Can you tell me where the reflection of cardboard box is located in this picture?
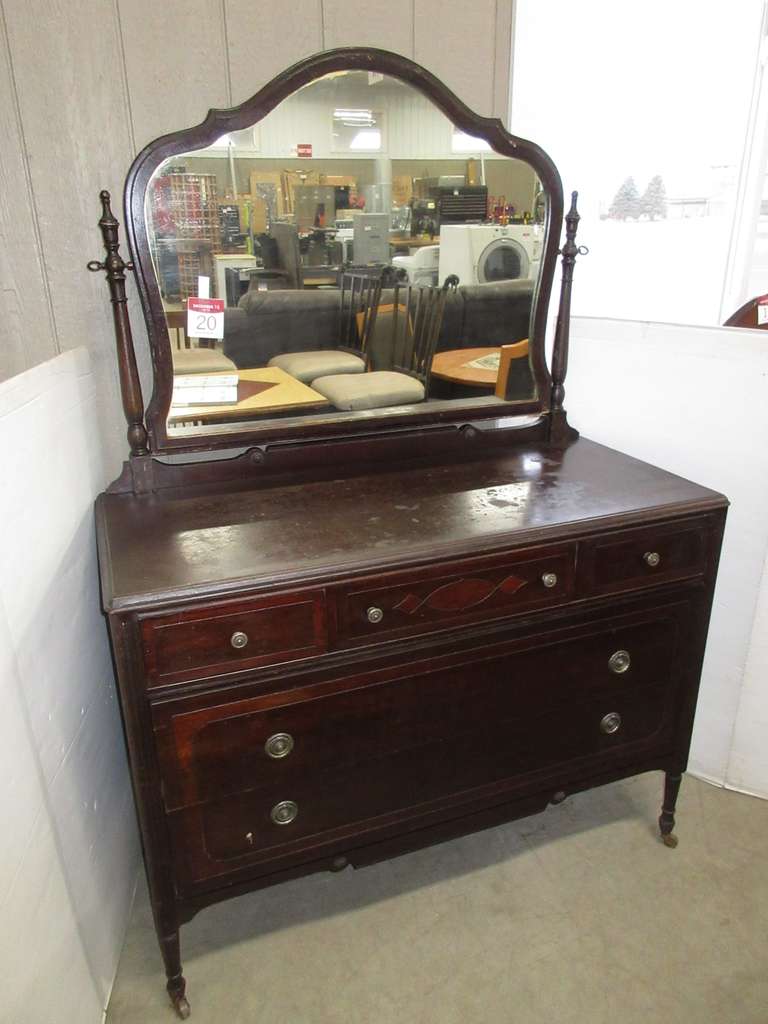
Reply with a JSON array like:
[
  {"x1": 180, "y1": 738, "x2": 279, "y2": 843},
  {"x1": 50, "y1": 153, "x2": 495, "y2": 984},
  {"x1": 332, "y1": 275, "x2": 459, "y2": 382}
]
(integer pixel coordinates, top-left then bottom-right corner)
[
  {"x1": 249, "y1": 171, "x2": 284, "y2": 217},
  {"x1": 392, "y1": 174, "x2": 413, "y2": 205},
  {"x1": 250, "y1": 197, "x2": 268, "y2": 234},
  {"x1": 320, "y1": 175, "x2": 357, "y2": 187}
]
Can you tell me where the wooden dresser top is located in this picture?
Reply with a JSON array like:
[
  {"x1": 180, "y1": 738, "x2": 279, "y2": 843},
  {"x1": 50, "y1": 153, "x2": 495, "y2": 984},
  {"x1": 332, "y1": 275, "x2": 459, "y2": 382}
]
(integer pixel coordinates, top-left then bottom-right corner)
[{"x1": 96, "y1": 438, "x2": 727, "y2": 611}]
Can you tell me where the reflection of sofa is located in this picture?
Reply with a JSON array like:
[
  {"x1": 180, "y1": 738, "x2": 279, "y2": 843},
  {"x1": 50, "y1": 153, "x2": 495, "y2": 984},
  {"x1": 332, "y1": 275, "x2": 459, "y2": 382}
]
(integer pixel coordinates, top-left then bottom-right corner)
[{"x1": 223, "y1": 280, "x2": 533, "y2": 372}]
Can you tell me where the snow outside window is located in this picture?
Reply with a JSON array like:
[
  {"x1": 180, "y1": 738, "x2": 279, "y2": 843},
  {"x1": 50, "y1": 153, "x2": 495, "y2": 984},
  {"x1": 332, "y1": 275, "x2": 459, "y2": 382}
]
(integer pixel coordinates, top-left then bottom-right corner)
[{"x1": 512, "y1": 0, "x2": 765, "y2": 326}]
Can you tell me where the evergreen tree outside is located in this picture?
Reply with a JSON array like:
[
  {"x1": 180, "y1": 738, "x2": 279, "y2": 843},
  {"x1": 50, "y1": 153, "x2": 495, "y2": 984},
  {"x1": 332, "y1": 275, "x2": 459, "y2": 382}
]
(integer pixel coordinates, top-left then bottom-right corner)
[
  {"x1": 608, "y1": 176, "x2": 641, "y2": 220},
  {"x1": 640, "y1": 175, "x2": 667, "y2": 220}
]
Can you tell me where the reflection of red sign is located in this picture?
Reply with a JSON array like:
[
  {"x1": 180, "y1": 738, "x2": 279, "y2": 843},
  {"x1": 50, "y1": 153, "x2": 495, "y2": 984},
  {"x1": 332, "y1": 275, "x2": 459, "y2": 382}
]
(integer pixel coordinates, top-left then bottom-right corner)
[{"x1": 297, "y1": 143, "x2": 312, "y2": 158}]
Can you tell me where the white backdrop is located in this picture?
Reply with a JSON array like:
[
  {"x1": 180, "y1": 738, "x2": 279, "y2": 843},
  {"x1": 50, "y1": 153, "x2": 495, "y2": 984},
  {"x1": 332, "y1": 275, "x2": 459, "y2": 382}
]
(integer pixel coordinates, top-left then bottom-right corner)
[{"x1": 567, "y1": 316, "x2": 768, "y2": 796}]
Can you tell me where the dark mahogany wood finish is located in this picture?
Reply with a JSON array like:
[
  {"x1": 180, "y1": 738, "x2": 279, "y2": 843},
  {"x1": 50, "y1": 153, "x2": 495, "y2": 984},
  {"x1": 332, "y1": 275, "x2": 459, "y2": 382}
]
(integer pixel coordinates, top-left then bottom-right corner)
[
  {"x1": 90, "y1": 48, "x2": 729, "y2": 1021},
  {"x1": 96, "y1": 436, "x2": 727, "y2": 1017}
]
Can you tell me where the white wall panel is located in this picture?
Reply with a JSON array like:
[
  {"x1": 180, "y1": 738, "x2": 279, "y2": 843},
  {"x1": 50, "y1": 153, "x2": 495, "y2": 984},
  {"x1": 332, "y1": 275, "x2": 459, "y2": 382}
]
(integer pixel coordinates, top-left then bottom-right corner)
[
  {"x1": 0, "y1": 349, "x2": 140, "y2": 1022},
  {"x1": 226, "y1": 0, "x2": 324, "y2": 104},
  {"x1": 322, "y1": 0, "x2": 414, "y2": 53},
  {"x1": 415, "y1": 0, "x2": 501, "y2": 115},
  {"x1": 2, "y1": 0, "x2": 142, "y2": 480},
  {"x1": 0, "y1": 16, "x2": 57, "y2": 381},
  {"x1": 118, "y1": 0, "x2": 231, "y2": 148},
  {"x1": 566, "y1": 317, "x2": 768, "y2": 791}
]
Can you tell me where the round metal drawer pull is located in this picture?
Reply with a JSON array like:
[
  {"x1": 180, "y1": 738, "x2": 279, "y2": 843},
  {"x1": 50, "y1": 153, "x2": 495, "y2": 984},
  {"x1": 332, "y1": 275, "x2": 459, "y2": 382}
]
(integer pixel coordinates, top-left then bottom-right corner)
[
  {"x1": 541, "y1": 572, "x2": 558, "y2": 589},
  {"x1": 265, "y1": 733, "x2": 294, "y2": 759},
  {"x1": 366, "y1": 606, "x2": 384, "y2": 624},
  {"x1": 270, "y1": 800, "x2": 298, "y2": 826},
  {"x1": 608, "y1": 649, "x2": 631, "y2": 674},
  {"x1": 600, "y1": 712, "x2": 622, "y2": 735},
  {"x1": 643, "y1": 551, "x2": 661, "y2": 568},
  {"x1": 230, "y1": 630, "x2": 249, "y2": 649}
]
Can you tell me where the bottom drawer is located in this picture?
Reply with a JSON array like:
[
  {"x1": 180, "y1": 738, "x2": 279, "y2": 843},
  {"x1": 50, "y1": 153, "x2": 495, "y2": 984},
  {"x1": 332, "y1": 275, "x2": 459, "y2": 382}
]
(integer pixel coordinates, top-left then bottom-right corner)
[{"x1": 169, "y1": 683, "x2": 674, "y2": 888}]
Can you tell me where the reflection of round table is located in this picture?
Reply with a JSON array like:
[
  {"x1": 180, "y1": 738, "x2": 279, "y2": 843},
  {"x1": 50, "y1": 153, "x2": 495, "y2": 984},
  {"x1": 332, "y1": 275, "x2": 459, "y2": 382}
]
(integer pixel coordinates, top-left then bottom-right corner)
[
  {"x1": 430, "y1": 342, "x2": 532, "y2": 393},
  {"x1": 431, "y1": 347, "x2": 500, "y2": 387}
]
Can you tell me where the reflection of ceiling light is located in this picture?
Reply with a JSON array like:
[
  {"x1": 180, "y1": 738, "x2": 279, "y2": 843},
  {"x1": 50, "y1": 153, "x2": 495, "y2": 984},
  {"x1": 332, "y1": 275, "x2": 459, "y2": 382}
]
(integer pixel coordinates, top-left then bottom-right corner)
[
  {"x1": 349, "y1": 129, "x2": 382, "y2": 150},
  {"x1": 215, "y1": 133, "x2": 232, "y2": 146},
  {"x1": 334, "y1": 109, "x2": 375, "y2": 123}
]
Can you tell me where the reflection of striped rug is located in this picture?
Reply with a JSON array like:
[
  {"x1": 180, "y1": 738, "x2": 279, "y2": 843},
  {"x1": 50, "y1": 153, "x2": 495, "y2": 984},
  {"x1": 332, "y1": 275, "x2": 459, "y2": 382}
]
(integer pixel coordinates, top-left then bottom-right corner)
[{"x1": 237, "y1": 379, "x2": 280, "y2": 401}]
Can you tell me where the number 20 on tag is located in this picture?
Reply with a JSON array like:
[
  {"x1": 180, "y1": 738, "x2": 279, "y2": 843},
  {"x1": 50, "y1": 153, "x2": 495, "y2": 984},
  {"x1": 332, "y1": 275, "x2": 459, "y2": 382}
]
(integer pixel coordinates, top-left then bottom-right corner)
[{"x1": 187, "y1": 297, "x2": 225, "y2": 339}]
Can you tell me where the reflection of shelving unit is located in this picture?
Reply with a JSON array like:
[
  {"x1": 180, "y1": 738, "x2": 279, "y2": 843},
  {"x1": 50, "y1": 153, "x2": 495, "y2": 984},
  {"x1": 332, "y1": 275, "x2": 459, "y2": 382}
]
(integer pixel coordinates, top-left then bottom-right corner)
[
  {"x1": 151, "y1": 173, "x2": 221, "y2": 301},
  {"x1": 176, "y1": 241, "x2": 214, "y2": 303}
]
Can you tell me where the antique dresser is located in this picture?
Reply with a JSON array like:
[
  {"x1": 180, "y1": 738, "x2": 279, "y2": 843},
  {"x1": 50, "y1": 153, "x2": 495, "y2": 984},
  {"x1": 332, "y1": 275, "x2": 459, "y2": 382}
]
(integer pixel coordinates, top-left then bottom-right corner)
[{"x1": 92, "y1": 49, "x2": 727, "y2": 1018}]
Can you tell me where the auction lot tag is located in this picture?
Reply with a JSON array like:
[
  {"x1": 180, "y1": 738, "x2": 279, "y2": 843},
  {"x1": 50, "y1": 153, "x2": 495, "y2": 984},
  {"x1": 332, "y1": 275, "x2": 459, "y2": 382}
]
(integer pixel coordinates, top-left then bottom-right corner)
[{"x1": 187, "y1": 297, "x2": 225, "y2": 339}]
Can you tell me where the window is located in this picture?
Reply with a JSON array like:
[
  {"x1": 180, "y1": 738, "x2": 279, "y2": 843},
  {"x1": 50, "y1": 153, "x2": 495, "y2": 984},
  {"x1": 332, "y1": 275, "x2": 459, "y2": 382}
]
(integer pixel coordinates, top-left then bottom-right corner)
[
  {"x1": 331, "y1": 108, "x2": 384, "y2": 152},
  {"x1": 512, "y1": 0, "x2": 765, "y2": 326},
  {"x1": 451, "y1": 129, "x2": 492, "y2": 154}
]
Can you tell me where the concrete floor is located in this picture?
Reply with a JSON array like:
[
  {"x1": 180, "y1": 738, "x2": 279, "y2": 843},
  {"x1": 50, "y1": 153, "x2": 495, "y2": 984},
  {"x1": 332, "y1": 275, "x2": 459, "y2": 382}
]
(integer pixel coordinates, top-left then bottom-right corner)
[{"x1": 107, "y1": 774, "x2": 768, "y2": 1024}]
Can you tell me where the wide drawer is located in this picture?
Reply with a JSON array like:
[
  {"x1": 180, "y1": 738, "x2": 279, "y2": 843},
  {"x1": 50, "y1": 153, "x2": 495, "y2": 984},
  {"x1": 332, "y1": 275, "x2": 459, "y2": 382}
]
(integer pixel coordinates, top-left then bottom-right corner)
[
  {"x1": 154, "y1": 605, "x2": 685, "y2": 811},
  {"x1": 334, "y1": 543, "x2": 576, "y2": 645},
  {"x1": 141, "y1": 590, "x2": 326, "y2": 687},
  {"x1": 580, "y1": 519, "x2": 709, "y2": 597},
  {"x1": 168, "y1": 682, "x2": 673, "y2": 887}
]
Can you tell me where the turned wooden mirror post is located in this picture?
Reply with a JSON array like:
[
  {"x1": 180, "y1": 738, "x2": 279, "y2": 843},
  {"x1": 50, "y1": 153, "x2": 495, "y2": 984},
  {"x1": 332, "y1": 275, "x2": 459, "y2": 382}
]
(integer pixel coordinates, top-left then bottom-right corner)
[{"x1": 88, "y1": 190, "x2": 148, "y2": 457}]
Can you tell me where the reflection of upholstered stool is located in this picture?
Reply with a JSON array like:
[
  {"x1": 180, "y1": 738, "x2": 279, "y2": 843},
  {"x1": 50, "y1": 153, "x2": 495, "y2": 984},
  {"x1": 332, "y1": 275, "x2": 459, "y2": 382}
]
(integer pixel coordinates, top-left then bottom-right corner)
[
  {"x1": 312, "y1": 370, "x2": 424, "y2": 411},
  {"x1": 268, "y1": 350, "x2": 365, "y2": 384},
  {"x1": 171, "y1": 348, "x2": 237, "y2": 374}
]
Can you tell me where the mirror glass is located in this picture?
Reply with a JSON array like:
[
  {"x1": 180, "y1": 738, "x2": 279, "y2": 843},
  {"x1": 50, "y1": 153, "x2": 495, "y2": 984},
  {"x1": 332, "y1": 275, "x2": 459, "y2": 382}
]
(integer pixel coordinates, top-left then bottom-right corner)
[{"x1": 143, "y1": 71, "x2": 546, "y2": 439}]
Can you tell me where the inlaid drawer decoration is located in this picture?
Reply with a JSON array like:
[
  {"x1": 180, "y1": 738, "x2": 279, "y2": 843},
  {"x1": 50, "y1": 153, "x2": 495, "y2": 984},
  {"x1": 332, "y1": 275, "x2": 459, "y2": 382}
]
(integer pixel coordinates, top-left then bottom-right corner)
[
  {"x1": 141, "y1": 590, "x2": 327, "y2": 687},
  {"x1": 335, "y1": 544, "x2": 576, "y2": 643}
]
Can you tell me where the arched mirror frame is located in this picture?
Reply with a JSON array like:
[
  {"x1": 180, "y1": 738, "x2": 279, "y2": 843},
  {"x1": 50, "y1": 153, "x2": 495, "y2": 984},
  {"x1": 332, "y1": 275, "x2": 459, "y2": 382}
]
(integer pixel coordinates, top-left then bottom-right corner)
[{"x1": 124, "y1": 47, "x2": 565, "y2": 455}]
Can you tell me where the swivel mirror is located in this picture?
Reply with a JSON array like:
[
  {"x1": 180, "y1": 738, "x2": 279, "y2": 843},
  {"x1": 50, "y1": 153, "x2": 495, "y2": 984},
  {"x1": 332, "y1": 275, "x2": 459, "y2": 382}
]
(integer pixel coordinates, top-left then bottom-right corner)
[{"x1": 119, "y1": 49, "x2": 563, "y2": 455}]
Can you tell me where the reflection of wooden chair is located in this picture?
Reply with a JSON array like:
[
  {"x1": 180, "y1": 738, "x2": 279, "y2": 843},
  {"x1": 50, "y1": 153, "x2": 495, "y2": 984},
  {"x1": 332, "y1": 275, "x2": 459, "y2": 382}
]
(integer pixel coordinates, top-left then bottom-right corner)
[
  {"x1": 270, "y1": 222, "x2": 303, "y2": 289},
  {"x1": 267, "y1": 272, "x2": 383, "y2": 384},
  {"x1": 724, "y1": 294, "x2": 768, "y2": 329},
  {"x1": 312, "y1": 277, "x2": 458, "y2": 411},
  {"x1": 165, "y1": 311, "x2": 236, "y2": 374},
  {"x1": 494, "y1": 338, "x2": 532, "y2": 399}
]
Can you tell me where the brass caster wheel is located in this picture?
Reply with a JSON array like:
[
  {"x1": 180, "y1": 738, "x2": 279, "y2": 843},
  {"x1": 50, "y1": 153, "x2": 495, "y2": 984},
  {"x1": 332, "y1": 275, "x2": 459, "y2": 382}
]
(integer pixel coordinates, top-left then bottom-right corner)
[
  {"x1": 172, "y1": 995, "x2": 191, "y2": 1019},
  {"x1": 661, "y1": 832, "x2": 678, "y2": 849}
]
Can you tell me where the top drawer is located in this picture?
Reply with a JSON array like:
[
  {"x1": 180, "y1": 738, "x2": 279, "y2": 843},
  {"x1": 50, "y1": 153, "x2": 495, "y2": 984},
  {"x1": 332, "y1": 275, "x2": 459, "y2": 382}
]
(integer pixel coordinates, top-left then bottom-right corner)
[
  {"x1": 335, "y1": 543, "x2": 576, "y2": 645},
  {"x1": 141, "y1": 590, "x2": 326, "y2": 687},
  {"x1": 579, "y1": 519, "x2": 709, "y2": 597}
]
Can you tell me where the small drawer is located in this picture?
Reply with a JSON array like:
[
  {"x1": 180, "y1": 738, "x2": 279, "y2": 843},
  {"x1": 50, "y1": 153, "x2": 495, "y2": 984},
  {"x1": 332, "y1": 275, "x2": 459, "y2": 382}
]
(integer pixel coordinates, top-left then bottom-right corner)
[
  {"x1": 579, "y1": 519, "x2": 708, "y2": 597},
  {"x1": 141, "y1": 591, "x2": 327, "y2": 687},
  {"x1": 168, "y1": 682, "x2": 673, "y2": 887},
  {"x1": 335, "y1": 544, "x2": 576, "y2": 644},
  {"x1": 154, "y1": 605, "x2": 684, "y2": 811}
]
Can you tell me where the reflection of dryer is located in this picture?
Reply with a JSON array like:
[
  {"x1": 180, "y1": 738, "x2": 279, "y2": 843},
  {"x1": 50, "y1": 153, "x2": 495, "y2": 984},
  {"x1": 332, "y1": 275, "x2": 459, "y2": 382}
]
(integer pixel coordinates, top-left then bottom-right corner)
[{"x1": 438, "y1": 224, "x2": 542, "y2": 286}]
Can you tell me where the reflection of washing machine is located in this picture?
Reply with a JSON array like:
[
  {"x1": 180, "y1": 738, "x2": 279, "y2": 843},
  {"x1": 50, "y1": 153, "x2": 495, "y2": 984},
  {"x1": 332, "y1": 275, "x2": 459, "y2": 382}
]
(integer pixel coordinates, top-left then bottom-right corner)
[{"x1": 438, "y1": 224, "x2": 542, "y2": 286}]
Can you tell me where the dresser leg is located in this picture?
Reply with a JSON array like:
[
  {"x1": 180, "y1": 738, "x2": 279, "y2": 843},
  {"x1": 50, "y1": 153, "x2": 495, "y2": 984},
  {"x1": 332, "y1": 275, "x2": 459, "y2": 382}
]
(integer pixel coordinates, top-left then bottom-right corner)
[
  {"x1": 161, "y1": 931, "x2": 190, "y2": 1019},
  {"x1": 658, "y1": 771, "x2": 682, "y2": 848}
]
